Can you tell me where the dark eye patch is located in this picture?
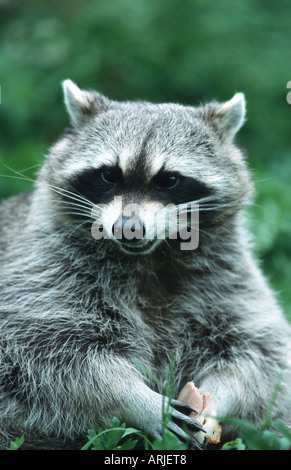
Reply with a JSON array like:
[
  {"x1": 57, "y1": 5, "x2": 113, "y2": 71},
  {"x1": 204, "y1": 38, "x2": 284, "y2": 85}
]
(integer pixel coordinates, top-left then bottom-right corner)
[
  {"x1": 151, "y1": 172, "x2": 213, "y2": 206},
  {"x1": 64, "y1": 165, "x2": 122, "y2": 207},
  {"x1": 153, "y1": 173, "x2": 180, "y2": 189},
  {"x1": 62, "y1": 165, "x2": 216, "y2": 225},
  {"x1": 101, "y1": 168, "x2": 121, "y2": 184}
]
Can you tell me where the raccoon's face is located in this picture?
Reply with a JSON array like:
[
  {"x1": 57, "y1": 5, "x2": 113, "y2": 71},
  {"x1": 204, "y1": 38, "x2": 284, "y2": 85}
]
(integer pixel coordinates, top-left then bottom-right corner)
[{"x1": 40, "y1": 80, "x2": 252, "y2": 255}]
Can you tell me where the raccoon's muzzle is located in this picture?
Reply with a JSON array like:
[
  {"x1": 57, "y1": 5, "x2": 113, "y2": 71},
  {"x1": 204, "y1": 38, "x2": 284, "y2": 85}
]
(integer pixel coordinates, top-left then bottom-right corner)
[
  {"x1": 111, "y1": 215, "x2": 158, "y2": 254},
  {"x1": 112, "y1": 215, "x2": 146, "y2": 244}
]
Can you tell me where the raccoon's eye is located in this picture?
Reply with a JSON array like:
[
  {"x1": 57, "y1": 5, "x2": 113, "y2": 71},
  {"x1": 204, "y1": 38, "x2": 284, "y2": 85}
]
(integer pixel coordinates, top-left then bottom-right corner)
[
  {"x1": 154, "y1": 174, "x2": 180, "y2": 189},
  {"x1": 101, "y1": 169, "x2": 119, "y2": 184}
]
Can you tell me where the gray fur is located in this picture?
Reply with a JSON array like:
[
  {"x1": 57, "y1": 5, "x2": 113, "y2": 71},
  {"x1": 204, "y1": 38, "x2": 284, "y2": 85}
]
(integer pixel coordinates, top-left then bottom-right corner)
[{"x1": 0, "y1": 80, "x2": 290, "y2": 449}]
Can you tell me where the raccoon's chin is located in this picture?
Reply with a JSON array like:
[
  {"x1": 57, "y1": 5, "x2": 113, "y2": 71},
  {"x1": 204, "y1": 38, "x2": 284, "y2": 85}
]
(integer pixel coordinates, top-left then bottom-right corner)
[{"x1": 116, "y1": 239, "x2": 159, "y2": 255}]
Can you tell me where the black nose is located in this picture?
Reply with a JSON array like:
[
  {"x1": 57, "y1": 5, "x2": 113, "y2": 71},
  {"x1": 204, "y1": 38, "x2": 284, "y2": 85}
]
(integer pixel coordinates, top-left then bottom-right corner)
[{"x1": 112, "y1": 216, "x2": 146, "y2": 244}]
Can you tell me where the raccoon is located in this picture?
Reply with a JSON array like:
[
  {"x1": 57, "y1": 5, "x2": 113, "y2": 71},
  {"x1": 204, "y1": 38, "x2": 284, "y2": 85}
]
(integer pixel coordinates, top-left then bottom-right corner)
[{"x1": 0, "y1": 80, "x2": 290, "y2": 449}]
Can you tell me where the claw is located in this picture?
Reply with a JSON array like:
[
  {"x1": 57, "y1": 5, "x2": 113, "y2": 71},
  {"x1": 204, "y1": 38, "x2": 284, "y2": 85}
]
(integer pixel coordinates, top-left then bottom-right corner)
[
  {"x1": 167, "y1": 420, "x2": 203, "y2": 450},
  {"x1": 163, "y1": 401, "x2": 206, "y2": 450},
  {"x1": 171, "y1": 399, "x2": 197, "y2": 415},
  {"x1": 188, "y1": 436, "x2": 203, "y2": 450},
  {"x1": 171, "y1": 405, "x2": 206, "y2": 434},
  {"x1": 172, "y1": 416, "x2": 205, "y2": 434}
]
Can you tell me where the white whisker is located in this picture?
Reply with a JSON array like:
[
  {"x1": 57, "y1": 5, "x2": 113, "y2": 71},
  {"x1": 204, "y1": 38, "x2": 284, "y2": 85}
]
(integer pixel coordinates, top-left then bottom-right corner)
[
  {"x1": 63, "y1": 219, "x2": 93, "y2": 240},
  {"x1": 56, "y1": 211, "x2": 95, "y2": 219},
  {"x1": 54, "y1": 200, "x2": 95, "y2": 213},
  {"x1": 1, "y1": 164, "x2": 102, "y2": 211},
  {"x1": 37, "y1": 182, "x2": 95, "y2": 208}
]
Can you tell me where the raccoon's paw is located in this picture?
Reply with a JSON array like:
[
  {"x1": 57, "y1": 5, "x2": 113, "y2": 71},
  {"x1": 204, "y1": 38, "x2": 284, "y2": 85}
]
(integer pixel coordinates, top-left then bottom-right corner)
[
  {"x1": 122, "y1": 382, "x2": 205, "y2": 449},
  {"x1": 166, "y1": 399, "x2": 206, "y2": 450}
]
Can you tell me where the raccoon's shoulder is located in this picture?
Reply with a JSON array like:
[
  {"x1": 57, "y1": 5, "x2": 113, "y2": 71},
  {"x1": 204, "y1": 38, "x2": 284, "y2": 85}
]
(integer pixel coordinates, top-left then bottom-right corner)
[
  {"x1": 0, "y1": 190, "x2": 33, "y2": 216},
  {"x1": 0, "y1": 191, "x2": 33, "y2": 244}
]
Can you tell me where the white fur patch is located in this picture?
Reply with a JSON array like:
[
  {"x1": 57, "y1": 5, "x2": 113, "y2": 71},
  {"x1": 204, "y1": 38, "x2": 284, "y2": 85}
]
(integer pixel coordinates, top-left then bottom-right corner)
[{"x1": 118, "y1": 148, "x2": 133, "y2": 174}]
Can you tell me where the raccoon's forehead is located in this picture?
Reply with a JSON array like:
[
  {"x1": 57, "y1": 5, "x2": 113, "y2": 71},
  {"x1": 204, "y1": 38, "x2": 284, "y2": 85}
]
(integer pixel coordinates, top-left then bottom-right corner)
[
  {"x1": 61, "y1": 146, "x2": 184, "y2": 182},
  {"x1": 60, "y1": 107, "x2": 214, "y2": 180},
  {"x1": 61, "y1": 137, "x2": 202, "y2": 182}
]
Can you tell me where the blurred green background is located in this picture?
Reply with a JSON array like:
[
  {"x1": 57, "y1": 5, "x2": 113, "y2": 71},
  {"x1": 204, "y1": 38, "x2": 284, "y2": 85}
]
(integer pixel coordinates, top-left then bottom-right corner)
[{"x1": 0, "y1": 0, "x2": 290, "y2": 320}]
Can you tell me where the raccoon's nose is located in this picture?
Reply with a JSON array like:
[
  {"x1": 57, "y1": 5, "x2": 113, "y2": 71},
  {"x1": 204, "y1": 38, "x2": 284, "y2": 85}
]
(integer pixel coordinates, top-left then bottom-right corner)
[{"x1": 112, "y1": 216, "x2": 146, "y2": 244}]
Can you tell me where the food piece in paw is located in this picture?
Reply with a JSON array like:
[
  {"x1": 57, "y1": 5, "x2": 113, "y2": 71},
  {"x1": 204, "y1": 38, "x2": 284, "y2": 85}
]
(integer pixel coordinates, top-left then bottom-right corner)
[{"x1": 177, "y1": 381, "x2": 222, "y2": 445}]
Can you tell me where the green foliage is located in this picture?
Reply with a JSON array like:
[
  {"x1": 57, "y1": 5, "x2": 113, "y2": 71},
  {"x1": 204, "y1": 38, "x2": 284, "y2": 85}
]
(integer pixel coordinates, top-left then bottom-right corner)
[
  {"x1": 4, "y1": 435, "x2": 24, "y2": 450},
  {"x1": 6, "y1": 416, "x2": 291, "y2": 451},
  {"x1": 221, "y1": 418, "x2": 291, "y2": 451},
  {"x1": 82, "y1": 416, "x2": 191, "y2": 451},
  {"x1": 150, "y1": 432, "x2": 188, "y2": 451},
  {"x1": 6, "y1": 418, "x2": 291, "y2": 451},
  {"x1": 81, "y1": 415, "x2": 291, "y2": 451},
  {"x1": 9, "y1": 436, "x2": 24, "y2": 450},
  {"x1": 221, "y1": 437, "x2": 246, "y2": 451},
  {"x1": 81, "y1": 417, "x2": 188, "y2": 451},
  {"x1": 221, "y1": 368, "x2": 291, "y2": 450},
  {"x1": 81, "y1": 418, "x2": 141, "y2": 451}
]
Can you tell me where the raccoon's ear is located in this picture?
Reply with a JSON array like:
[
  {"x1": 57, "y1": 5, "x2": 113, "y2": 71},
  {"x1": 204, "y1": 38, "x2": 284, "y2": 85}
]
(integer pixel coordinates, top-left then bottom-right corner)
[
  {"x1": 202, "y1": 93, "x2": 246, "y2": 140},
  {"x1": 62, "y1": 79, "x2": 110, "y2": 127}
]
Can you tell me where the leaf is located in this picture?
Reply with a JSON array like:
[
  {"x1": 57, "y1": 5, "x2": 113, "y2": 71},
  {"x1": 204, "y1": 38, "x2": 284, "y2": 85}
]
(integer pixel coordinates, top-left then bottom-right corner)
[
  {"x1": 91, "y1": 438, "x2": 107, "y2": 450},
  {"x1": 87, "y1": 428, "x2": 98, "y2": 439},
  {"x1": 82, "y1": 417, "x2": 147, "y2": 450},
  {"x1": 220, "y1": 418, "x2": 291, "y2": 451},
  {"x1": 152, "y1": 432, "x2": 187, "y2": 450},
  {"x1": 117, "y1": 439, "x2": 138, "y2": 450},
  {"x1": 240, "y1": 429, "x2": 282, "y2": 450},
  {"x1": 81, "y1": 429, "x2": 99, "y2": 450},
  {"x1": 278, "y1": 438, "x2": 291, "y2": 450},
  {"x1": 271, "y1": 420, "x2": 291, "y2": 442},
  {"x1": 122, "y1": 427, "x2": 143, "y2": 438},
  {"x1": 221, "y1": 438, "x2": 246, "y2": 450},
  {"x1": 8, "y1": 436, "x2": 24, "y2": 450},
  {"x1": 106, "y1": 428, "x2": 125, "y2": 450},
  {"x1": 110, "y1": 417, "x2": 123, "y2": 428}
]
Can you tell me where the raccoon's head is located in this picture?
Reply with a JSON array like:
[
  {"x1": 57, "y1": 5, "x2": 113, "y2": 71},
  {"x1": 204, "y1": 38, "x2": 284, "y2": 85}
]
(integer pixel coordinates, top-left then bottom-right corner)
[{"x1": 40, "y1": 80, "x2": 252, "y2": 255}]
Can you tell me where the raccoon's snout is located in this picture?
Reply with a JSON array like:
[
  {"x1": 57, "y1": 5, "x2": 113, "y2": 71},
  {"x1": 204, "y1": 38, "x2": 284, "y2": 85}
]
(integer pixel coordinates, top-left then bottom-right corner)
[{"x1": 112, "y1": 216, "x2": 146, "y2": 245}]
